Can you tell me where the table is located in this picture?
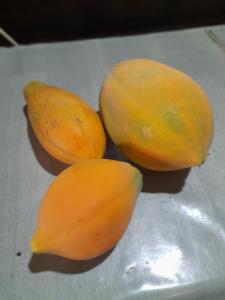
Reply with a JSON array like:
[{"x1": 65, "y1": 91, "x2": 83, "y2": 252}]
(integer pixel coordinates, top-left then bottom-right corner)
[{"x1": 0, "y1": 25, "x2": 225, "y2": 300}]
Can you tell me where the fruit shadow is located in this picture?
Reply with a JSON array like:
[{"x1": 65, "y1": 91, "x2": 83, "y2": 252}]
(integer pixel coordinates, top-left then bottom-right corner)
[
  {"x1": 28, "y1": 249, "x2": 113, "y2": 274},
  {"x1": 140, "y1": 167, "x2": 190, "y2": 193},
  {"x1": 23, "y1": 105, "x2": 68, "y2": 176},
  {"x1": 105, "y1": 136, "x2": 190, "y2": 194}
]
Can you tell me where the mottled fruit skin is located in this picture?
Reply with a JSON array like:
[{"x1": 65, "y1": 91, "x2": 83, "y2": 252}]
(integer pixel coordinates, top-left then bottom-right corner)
[
  {"x1": 100, "y1": 59, "x2": 214, "y2": 171},
  {"x1": 24, "y1": 81, "x2": 106, "y2": 164},
  {"x1": 30, "y1": 159, "x2": 142, "y2": 260}
]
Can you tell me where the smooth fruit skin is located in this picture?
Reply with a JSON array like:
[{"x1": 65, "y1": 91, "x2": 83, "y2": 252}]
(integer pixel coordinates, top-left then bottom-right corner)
[
  {"x1": 100, "y1": 59, "x2": 214, "y2": 171},
  {"x1": 30, "y1": 159, "x2": 142, "y2": 260},
  {"x1": 24, "y1": 81, "x2": 106, "y2": 164}
]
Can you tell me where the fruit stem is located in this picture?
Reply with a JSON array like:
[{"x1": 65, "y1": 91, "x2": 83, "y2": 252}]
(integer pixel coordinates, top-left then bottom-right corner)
[{"x1": 30, "y1": 237, "x2": 42, "y2": 254}]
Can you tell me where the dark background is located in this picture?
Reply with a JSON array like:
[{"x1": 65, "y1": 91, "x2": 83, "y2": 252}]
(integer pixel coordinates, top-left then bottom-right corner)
[{"x1": 1, "y1": 0, "x2": 225, "y2": 45}]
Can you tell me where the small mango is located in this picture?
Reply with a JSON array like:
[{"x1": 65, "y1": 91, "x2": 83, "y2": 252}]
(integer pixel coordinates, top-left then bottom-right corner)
[
  {"x1": 30, "y1": 159, "x2": 142, "y2": 260},
  {"x1": 100, "y1": 59, "x2": 214, "y2": 171},
  {"x1": 24, "y1": 81, "x2": 106, "y2": 164}
]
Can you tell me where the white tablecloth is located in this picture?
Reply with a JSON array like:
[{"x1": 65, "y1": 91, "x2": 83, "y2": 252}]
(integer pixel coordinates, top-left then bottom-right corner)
[{"x1": 0, "y1": 25, "x2": 225, "y2": 300}]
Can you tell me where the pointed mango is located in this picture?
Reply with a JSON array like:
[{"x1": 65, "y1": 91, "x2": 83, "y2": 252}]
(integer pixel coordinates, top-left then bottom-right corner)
[
  {"x1": 100, "y1": 59, "x2": 214, "y2": 171},
  {"x1": 24, "y1": 81, "x2": 106, "y2": 164},
  {"x1": 30, "y1": 159, "x2": 142, "y2": 260}
]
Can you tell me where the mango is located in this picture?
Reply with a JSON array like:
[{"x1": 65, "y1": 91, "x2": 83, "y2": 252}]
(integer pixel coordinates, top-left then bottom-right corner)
[
  {"x1": 30, "y1": 159, "x2": 142, "y2": 260},
  {"x1": 24, "y1": 81, "x2": 106, "y2": 164},
  {"x1": 100, "y1": 59, "x2": 214, "y2": 171}
]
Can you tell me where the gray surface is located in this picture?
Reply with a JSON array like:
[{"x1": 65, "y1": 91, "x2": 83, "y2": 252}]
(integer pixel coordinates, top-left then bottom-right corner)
[{"x1": 0, "y1": 25, "x2": 225, "y2": 300}]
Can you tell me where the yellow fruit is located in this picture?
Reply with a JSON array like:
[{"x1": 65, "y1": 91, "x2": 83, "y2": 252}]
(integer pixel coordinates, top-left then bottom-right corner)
[
  {"x1": 100, "y1": 59, "x2": 214, "y2": 171},
  {"x1": 30, "y1": 159, "x2": 142, "y2": 260},
  {"x1": 24, "y1": 81, "x2": 106, "y2": 164}
]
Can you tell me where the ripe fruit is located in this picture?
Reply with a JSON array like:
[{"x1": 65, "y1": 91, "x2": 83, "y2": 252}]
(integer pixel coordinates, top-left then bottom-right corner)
[
  {"x1": 30, "y1": 159, "x2": 142, "y2": 260},
  {"x1": 99, "y1": 59, "x2": 214, "y2": 171},
  {"x1": 24, "y1": 81, "x2": 106, "y2": 164}
]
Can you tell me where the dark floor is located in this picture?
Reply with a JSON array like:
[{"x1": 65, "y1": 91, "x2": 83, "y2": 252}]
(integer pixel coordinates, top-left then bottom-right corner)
[{"x1": 1, "y1": 0, "x2": 225, "y2": 46}]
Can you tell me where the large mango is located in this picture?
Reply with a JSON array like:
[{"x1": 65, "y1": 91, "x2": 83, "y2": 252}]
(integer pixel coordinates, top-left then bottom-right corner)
[
  {"x1": 100, "y1": 59, "x2": 214, "y2": 171},
  {"x1": 30, "y1": 159, "x2": 142, "y2": 260},
  {"x1": 24, "y1": 81, "x2": 106, "y2": 164}
]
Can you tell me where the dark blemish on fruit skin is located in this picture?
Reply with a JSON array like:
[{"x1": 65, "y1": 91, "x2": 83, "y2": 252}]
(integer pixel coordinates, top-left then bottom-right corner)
[
  {"x1": 76, "y1": 118, "x2": 82, "y2": 123},
  {"x1": 51, "y1": 119, "x2": 58, "y2": 128},
  {"x1": 16, "y1": 252, "x2": 22, "y2": 256}
]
